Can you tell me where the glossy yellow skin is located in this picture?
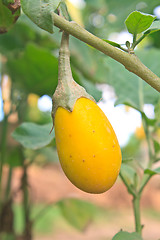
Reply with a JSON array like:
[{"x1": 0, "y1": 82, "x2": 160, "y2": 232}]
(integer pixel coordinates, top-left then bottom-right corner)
[{"x1": 54, "y1": 98, "x2": 122, "y2": 194}]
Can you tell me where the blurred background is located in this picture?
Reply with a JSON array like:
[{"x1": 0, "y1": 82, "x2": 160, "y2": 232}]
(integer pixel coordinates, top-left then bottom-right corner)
[{"x1": 0, "y1": 0, "x2": 160, "y2": 239}]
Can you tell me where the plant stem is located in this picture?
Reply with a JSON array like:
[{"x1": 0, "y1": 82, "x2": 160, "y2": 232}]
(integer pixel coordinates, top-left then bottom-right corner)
[
  {"x1": 142, "y1": 115, "x2": 153, "y2": 166},
  {"x1": 132, "y1": 194, "x2": 142, "y2": 235},
  {"x1": 132, "y1": 34, "x2": 146, "y2": 49},
  {"x1": 52, "y1": 12, "x2": 160, "y2": 92},
  {"x1": 4, "y1": 167, "x2": 12, "y2": 202},
  {"x1": 138, "y1": 113, "x2": 154, "y2": 195},
  {"x1": 133, "y1": 34, "x2": 136, "y2": 42},
  {"x1": 120, "y1": 169, "x2": 143, "y2": 234},
  {"x1": 0, "y1": 115, "x2": 8, "y2": 194},
  {"x1": 139, "y1": 175, "x2": 151, "y2": 195},
  {"x1": 119, "y1": 172, "x2": 136, "y2": 197},
  {"x1": 22, "y1": 166, "x2": 29, "y2": 223},
  {"x1": 21, "y1": 163, "x2": 32, "y2": 240},
  {"x1": 132, "y1": 34, "x2": 137, "y2": 48},
  {"x1": 133, "y1": 113, "x2": 155, "y2": 235}
]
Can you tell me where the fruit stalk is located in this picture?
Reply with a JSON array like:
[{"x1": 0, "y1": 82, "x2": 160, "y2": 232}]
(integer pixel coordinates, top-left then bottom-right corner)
[
  {"x1": 51, "y1": 31, "x2": 95, "y2": 123},
  {"x1": 58, "y1": 31, "x2": 73, "y2": 86}
]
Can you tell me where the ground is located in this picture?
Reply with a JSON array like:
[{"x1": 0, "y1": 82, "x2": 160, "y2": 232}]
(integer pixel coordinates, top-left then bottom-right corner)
[{"x1": 5, "y1": 163, "x2": 160, "y2": 240}]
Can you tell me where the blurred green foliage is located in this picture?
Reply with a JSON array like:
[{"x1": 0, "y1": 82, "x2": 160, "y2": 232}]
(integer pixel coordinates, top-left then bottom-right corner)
[{"x1": 0, "y1": 0, "x2": 160, "y2": 239}]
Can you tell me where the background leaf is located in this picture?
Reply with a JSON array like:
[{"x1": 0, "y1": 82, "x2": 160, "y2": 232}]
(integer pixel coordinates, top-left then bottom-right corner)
[
  {"x1": 144, "y1": 167, "x2": 160, "y2": 176},
  {"x1": 153, "y1": 139, "x2": 160, "y2": 154},
  {"x1": 57, "y1": 198, "x2": 99, "y2": 231},
  {"x1": 0, "y1": 0, "x2": 20, "y2": 33},
  {"x1": 3, "y1": 23, "x2": 103, "y2": 99},
  {"x1": 12, "y1": 122, "x2": 54, "y2": 149},
  {"x1": 155, "y1": 98, "x2": 160, "y2": 122},
  {"x1": 120, "y1": 163, "x2": 137, "y2": 186},
  {"x1": 143, "y1": 20, "x2": 160, "y2": 37},
  {"x1": 78, "y1": 76, "x2": 102, "y2": 102},
  {"x1": 84, "y1": 0, "x2": 160, "y2": 37},
  {"x1": 112, "y1": 231, "x2": 143, "y2": 240},
  {"x1": 125, "y1": 11, "x2": 156, "y2": 34},
  {"x1": 5, "y1": 148, "x2": 23, "y2": 167},
  {"x1": 103, "y1": 39, "x2": 123, "y2": 49},
  {"x1": 107, "y1": 48, "x2": 160, "y2": 111},
  {"x1": 27, "y1": 147, "x2": 59, "y2": 164},
  {"x1": 7, "y1": 43, "x2": 58, "y2": 96},
  {"x1": 0, "y1": 233, "x2": 16, "y2": 240},
  {"x1": 21, "y1": 0, "x2": 62, "y2": 33}
]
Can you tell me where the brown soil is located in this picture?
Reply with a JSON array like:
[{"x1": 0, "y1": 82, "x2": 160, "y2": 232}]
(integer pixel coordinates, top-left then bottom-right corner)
[
  {"x1": 4, "y1": 163, "x2": 160, "y2": 240},
  {"x1": 10, "y1": 163, "x2": 160, "y2": 210}
]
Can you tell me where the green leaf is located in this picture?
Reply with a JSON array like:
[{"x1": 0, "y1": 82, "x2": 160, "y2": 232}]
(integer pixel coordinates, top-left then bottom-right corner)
[
  {"x1": 12, "y1": 122, "x2": 54, "y2": 149},
  {"x1": 57, "y1": 198, "x2": 98, "y2": 231},
  {"x1": 143, "y1": 20, "x2": 160, "y2": 36},
  {"x1": 141, "y1": 113, "x2": 156, "y2": 127},
  {"x1": 2, "y1": 0, "x2": 14, "y2": 5},
  {"x1": 59, "y1": 1, "x2": 69, "y2": 20},
  {"x1": 125, "y1": 11, "x2": 156, "y2": 35},
  {"x1": 144, "y1": 167, "x2": 160, "y2": 176},
  {"x1": 107, "y1": 48, "x2": 160, "y2": 112},
  {"x1": 5, "y1": 148, "x2": 23, "y2": 167},
  {"x1": 34, "y1": 147, "x2": 59, "y2": 163},
  {"x1": 0, "y1": 233, "x2": 16, "y2": 240},
  {"x1": 121, "y1": 135, "x2": 141, "y2": 160},
  {"x1": 7, "y1": 43, "x2": 58, "y2": 96},
  {"x1": 85, "y1": 0, "x2": 160, "y2": 38},
  {"x1": 120, "y1": 163, "x2": 137, "y2": 186},
  {"x1": 122, "y1": 158, "x2": 133, "y2": 163},
  {"x1": 69, "y1": 35, "x2": 109, "y2": 84},
  {"x1": 21, "y1": 0, "x2": 62, "y2": 33},
  {"x1": 155, "y1": 98, "x2": 160, "y2": 122},
  {"x1": 0, "y1": 0, "x2": 20, "y2": 33},
  {"x1": 0, "y1": 19, "x2": 36, "y2": 54},
  {"x1": 112, "y1": 231, "x2": 143, "y2": 240},
  {"x1": 103, "y1": 39, "x2": 122, "y2": 49},
  {"x1": 153, "y1": 139, "x2": 160, "y2": 154},
  {"x1": 136, "y1": 20, "x2": 160, "y2": 46},
  {"x1": 79, "y1": 77, "x2": 102, "y2": 102}
]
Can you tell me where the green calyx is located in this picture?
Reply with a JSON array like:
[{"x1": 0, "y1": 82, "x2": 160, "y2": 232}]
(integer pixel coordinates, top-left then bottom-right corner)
[{"x1": 51, "y1": 31, "x2": 95, "y2": 124}]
